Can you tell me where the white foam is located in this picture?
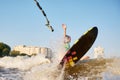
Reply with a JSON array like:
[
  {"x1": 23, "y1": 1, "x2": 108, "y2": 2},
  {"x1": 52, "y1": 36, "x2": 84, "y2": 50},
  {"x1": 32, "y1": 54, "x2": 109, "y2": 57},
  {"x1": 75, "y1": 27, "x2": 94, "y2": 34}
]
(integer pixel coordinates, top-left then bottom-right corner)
[
  {"x1": 0, "y1": 54, "x2": 50, "y2": 70},
  {"x1": 23, "y1": 37, "x2": 66, "y2": 80},
  {"x1": 23, "y1": 62, "x2": 65, "y2": 80},
  {"x1": 103, "y1": 57, "x2": 120, "y2": 80},
  {"x1": 107, "y1": 57, "x2": 120, "y2": 75},
  {"x1": 0, "y1": 37, "x2": 66, "y2": 80},
  {"x1": 49, "y1": 37, "x2": 66, "y2": 62}
]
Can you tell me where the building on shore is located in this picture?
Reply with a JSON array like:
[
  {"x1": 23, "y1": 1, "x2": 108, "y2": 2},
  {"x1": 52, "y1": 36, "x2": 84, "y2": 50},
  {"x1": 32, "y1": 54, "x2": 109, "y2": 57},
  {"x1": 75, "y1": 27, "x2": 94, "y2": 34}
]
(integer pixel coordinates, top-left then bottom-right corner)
[
  {"x1": 94, "y1": 46, "x2": 104, "y2": 58},
  {"x1": 13, "y1": 45, "x2": 52, "y2": 58}
]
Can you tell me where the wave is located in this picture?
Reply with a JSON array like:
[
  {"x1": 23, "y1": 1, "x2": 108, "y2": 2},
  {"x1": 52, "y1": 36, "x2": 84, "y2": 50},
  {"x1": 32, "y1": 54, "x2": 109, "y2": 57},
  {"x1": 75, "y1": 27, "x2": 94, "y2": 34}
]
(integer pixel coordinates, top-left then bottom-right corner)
[
  {"x1": 0, "y1": 54, "x2": 50, "y2": 70},
  {"x1": 64, "y1": 57, "x2": 120, "y2": 80},
  {"x1": 0, "y1": 54, "x2": 120, "y2": 80}
]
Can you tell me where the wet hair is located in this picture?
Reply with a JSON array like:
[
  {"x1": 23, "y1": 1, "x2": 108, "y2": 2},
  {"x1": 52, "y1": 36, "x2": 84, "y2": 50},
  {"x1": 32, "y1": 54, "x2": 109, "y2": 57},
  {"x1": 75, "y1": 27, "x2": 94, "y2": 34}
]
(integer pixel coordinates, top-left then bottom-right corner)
[
  {"x1": 64, "y1": 35, "x2": 71, "y2": 43},
  {"x1": 65, "y1": 35, "x2": 71, "y2": 39}
]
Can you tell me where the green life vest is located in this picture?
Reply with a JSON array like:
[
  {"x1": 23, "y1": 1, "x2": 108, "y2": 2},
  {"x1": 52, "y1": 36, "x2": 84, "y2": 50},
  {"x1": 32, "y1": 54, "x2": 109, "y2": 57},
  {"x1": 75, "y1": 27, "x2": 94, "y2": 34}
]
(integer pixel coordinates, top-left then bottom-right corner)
[{"x1": 64, "y1": 42, "x2": 70, "y2": 51}]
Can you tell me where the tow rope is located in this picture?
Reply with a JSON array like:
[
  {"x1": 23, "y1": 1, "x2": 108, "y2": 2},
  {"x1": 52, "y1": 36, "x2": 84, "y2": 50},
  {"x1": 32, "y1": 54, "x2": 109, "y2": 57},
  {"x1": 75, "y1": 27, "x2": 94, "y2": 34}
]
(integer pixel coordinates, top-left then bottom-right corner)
[{"x1": 34, "y1": 0, "x2": 54, "y2": 32}]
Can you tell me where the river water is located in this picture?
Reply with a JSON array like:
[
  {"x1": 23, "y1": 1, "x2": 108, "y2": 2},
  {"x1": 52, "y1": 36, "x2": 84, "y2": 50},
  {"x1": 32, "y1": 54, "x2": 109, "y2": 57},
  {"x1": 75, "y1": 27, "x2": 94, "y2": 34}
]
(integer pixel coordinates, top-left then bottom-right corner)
[{"x1": 0, "y1": 53, "x2": 120, "y2": 80}]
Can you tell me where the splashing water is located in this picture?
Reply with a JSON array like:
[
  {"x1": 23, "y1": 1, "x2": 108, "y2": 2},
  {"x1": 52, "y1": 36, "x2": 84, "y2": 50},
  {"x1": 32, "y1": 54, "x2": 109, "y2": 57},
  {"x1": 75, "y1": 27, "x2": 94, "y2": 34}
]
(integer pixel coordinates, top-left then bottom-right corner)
[
  {"x1": 103, "y1": 57, "x2": 120, "y2": 80},
  {"x1": 0, "y1": 54, "x2": 50, "y2": 70},
  {"x1": 0, "y1": 53, "x2": 65, "y2": 80},
  {"x1": 0, "y1": 37, "x2": 120, "y2": 80},
  {"x1": 0, "y1": 54, "x2": 120, "y2": 80},
  {"x1": 0, "y1": 37, "x2": 66, "y2": 80}
]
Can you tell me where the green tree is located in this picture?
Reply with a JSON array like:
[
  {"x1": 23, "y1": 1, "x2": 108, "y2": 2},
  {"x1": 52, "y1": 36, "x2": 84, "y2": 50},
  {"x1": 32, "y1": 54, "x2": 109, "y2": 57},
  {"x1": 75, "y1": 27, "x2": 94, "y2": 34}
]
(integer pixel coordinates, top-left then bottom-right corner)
[
  {"x1": 0, "y1": 42, "x2": 11, "y2": 57},
  {"x1": 10, "y1": 50, "x2": 20, "y2": 57}
]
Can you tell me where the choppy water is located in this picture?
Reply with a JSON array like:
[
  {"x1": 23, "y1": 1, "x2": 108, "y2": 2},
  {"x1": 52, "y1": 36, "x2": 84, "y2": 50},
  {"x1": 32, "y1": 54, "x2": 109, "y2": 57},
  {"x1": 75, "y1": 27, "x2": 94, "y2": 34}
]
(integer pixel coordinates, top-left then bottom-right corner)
[
  {"x1": 0, "y1": 54, "x2": 120, "y2": 80},
  {"x1": 65, "y1": 58, "x2": 120, "y2": 80}
]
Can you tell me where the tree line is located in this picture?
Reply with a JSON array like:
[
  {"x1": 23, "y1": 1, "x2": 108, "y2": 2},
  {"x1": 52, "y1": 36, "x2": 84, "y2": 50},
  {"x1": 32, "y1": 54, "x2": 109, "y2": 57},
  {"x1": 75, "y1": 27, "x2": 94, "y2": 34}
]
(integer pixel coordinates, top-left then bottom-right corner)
[{"x1": 0, "y1": 42, "x2": 11, "y2": 57}]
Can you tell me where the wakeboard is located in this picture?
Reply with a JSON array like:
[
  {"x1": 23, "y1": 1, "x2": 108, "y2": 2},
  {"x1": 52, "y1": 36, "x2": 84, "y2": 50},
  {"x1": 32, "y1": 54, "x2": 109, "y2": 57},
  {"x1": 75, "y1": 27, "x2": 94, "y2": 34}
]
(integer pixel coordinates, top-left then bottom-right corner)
[{"x1": 60, "y1": 27, "x2": 98, "y2": 67}]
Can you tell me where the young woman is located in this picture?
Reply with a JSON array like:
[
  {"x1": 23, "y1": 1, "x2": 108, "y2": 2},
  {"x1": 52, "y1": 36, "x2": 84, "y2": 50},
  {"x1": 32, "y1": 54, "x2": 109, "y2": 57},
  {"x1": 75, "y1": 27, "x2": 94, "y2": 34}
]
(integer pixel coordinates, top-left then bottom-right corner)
[
  {"x1": 62, "y1": 24, "x2": 90, "y2": 60},
  {"x1": 62, "y1": 24, "x2": 71, "y2": 51}
]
